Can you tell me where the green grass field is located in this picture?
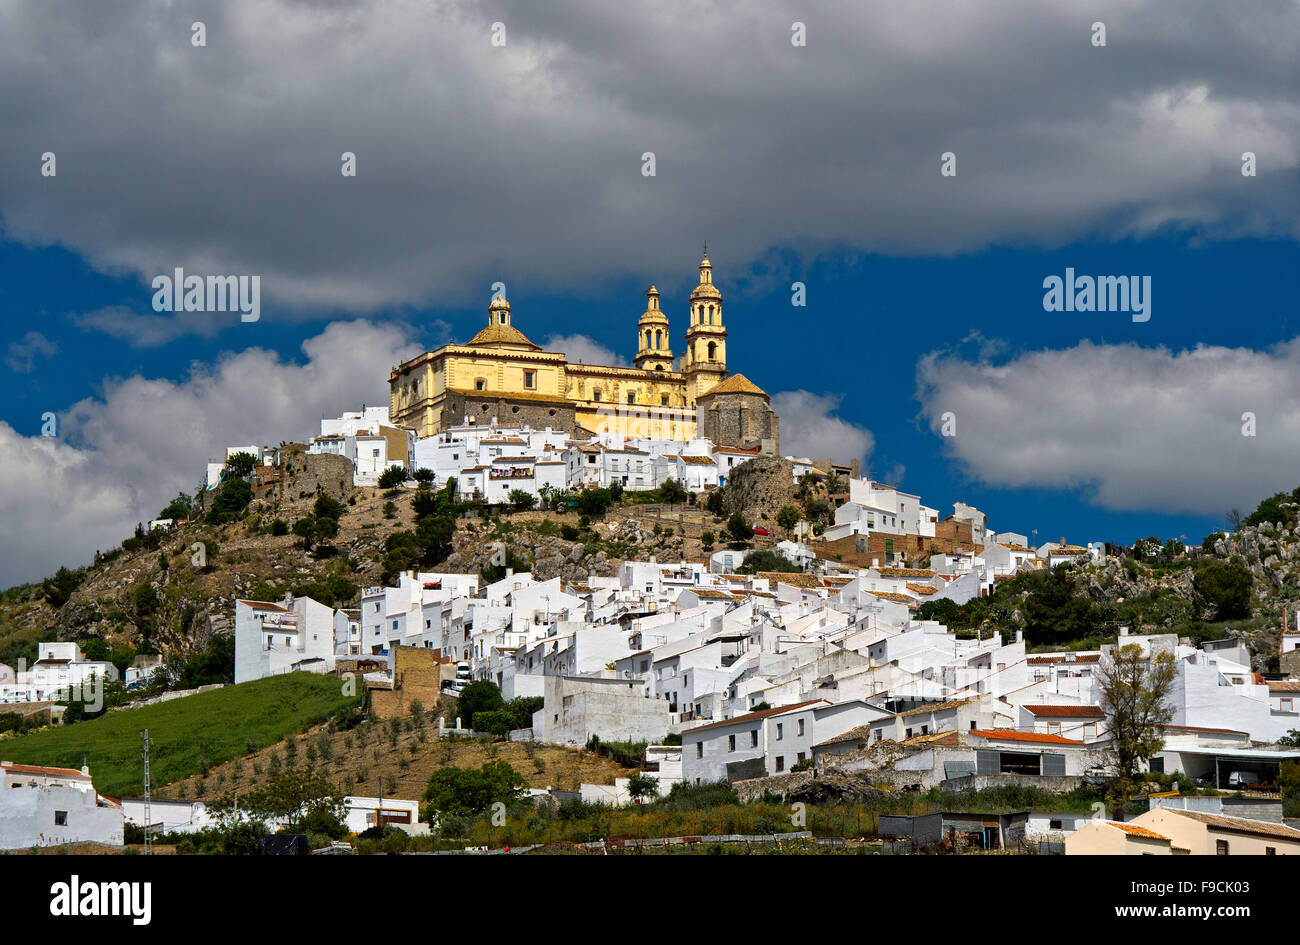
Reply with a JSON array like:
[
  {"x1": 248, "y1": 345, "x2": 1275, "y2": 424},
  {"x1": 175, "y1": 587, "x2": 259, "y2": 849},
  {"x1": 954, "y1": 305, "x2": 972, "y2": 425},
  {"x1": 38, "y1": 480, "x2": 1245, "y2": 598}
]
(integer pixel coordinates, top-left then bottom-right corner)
[{"x1": 0, "y1": 673, "x2": 359, "y2": 796}]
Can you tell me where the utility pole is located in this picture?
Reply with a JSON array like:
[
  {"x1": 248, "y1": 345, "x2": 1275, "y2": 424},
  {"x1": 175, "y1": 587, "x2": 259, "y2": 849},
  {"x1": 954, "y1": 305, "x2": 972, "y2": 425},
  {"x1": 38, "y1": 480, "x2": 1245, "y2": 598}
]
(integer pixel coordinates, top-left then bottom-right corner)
[{"x1": 141, "y1": 728, "x2": 153, "y2": 855}]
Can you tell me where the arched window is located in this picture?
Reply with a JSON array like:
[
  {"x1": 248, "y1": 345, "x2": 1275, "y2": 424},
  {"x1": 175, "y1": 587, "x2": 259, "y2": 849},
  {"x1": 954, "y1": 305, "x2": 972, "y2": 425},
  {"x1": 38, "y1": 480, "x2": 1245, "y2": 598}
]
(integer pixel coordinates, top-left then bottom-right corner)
[
  {"x1": 654, "y1": 329, "x2": 662, "y2": 348},
  {"x1": 645, "y1": 329, "x2": 652, "y2": 347},
  {"x1": 707, "y1": 341, "x2": 717, "y2": 360},
  {"x1": 707, "y1": 304, "x2": 714, "y2": 324}
]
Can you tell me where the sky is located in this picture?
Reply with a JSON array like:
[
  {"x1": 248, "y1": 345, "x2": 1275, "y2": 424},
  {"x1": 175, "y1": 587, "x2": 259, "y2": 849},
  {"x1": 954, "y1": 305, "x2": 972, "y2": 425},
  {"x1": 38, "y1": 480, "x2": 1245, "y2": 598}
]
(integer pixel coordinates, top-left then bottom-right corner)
[{"x1": 0, "y1": 0, "x2": 1297, "y2": 587}]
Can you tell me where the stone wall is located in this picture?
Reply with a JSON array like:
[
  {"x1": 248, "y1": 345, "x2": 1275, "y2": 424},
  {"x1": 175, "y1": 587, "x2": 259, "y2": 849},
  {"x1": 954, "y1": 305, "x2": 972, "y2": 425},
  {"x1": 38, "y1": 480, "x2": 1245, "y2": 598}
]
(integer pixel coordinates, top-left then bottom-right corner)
[
  {"x1": 733, "y1": 770, "x2": 815, "y2": 802},
  {"x1": 281, "y1": 452, "x2": 354, "y2": 501},
  {"x1": 698, "y1": 391, "x2": 779, "y2": 453},
  {"x1": 441, "y1": 390, "x2": 575, "y2": 436},
  {"x1": 939, "y1": 773, "x2": 1084, "y2": 794},
  {"x1": 367, "y1": 646, "x2": 451, "y2": 720}
]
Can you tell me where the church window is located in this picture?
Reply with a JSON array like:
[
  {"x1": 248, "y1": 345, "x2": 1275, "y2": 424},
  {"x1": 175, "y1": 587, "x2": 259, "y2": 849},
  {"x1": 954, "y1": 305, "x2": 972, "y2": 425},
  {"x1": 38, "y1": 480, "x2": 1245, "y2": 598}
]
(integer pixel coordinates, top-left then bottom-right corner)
[
  {"x1": 707, "y1": 304, "x2": 714, "y2": 323},
  {"x1": 627, "y1": 392, "x2": 636, "y2": 404},
  {"x1": 661, "y1": 393, "x2": 670, "y2": 406},
  {"x1": 654, "y1": 329, "x2": 662, "y2": 348},
  {"x1": 707, "y1": 341, "x2": 717, "y2": 360},
  {"x1": 646, "y1": 329, "x2": 652, "y2": 347},
  {"x1": 593, "y1": 391, "x2": 602, "y2": 402},
  {"x1": 524, "y1": 371, "x2": 535, "y2": 389},
  {"x1": 475, "y1": 378, "x2": 486, "y2": 391}
]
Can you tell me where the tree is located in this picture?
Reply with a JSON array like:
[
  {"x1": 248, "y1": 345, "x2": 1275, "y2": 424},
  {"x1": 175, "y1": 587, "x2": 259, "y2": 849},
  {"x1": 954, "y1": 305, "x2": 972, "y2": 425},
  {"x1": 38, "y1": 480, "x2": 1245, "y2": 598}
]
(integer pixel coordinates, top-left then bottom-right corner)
[
  {"x1": 471, "y1": 709, "x2": 516, "y2": 736},
  {"x1": 209, "y1": 769, "x2": 345, "y2": 834},
  {"x1": 158, "y1": 491, "x2": 193, "y2": 520},
  {"x1": 659, "y1": 478, "x2": 687, "y2": 505},
  {"x1": 1020, "y1": 565, "x2": 1104, "y2": 644},
  {"x1": 726, "y1": 513, "x2": 753, "y2": 545},
  {"x1": 313, "y1": 515, "x2": 339, "y2": 546},
  {"x1": 457, "y1": 680, "x2": 504, "y2": 727},
  {"x1": 1201, "y1": 531, "x2": 1226, "y2": 551},
  {"x1": 1244, "y1": 492, "x2": 1293, "y2": 528},
  {"x1": 314, "y1": 494, "x2": 345, "y2": 522},
  {"x1": 700, "y1": 530, "x2": 715, "y2": 551},
  {"x1": 627, "y1": 771, "x2": 658, "y2": 805},
  {"x1": 1131, "y1": 536, "x2": 1162, "y2": 561},
  {"x1": 915, "y1": 597, "x2": 965, "y2": 627},
  {"x1": 207, "y1": 478, "x2": 253, "y2": 524},
  {"x1": 293, "y1": 516, "x2": 319, "y2": 549},
  {"x1": 422, "y1": 760, "x2": 525, "y2": 817},
  {"x1": 378, "y1": 465, "x2": 411, "y2": 490},
  {"x1": 223, "y1": 452, "x2": 258, "y2": 480},
  {"x1": 1193, "y1": 560, "x2": 1252, "y2": 620},
  {"x1": 414, "y1": 514, "x2": 455, "y2": 565},
  {"x1": 577, "y1": 487, "x2": 614, "y2": 518},
  {"x1": 705, "y1": 489, "x2": 726, "y2": 517},
  {"x1": 1224, "y1": 508, "x2": 1243, "y2": 531},
  {"x1": 508, "y1": 489, "x2": 536, "y2": 511},
  {"x1": 776, "y1": 505, "x2": 801, "y2": 534},
  {"x1": 1096, "y1": 643, "x2": 1176, "y2": 782},
  {"x1": 413, "y1": 467, "x2": 436, "y2": 484},
  {"x1": 42, "y1": 566, "x2": 84, "y2": 608},
  {"x1": 738, "y1": 549, "x2": 800, "y2": 574}
]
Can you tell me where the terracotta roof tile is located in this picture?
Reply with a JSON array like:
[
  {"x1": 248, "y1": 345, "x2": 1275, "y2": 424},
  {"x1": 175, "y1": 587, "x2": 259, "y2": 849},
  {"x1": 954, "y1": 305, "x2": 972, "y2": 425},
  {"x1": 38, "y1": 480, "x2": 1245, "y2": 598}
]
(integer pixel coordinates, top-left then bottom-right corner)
[
  {"x1": 969, "y1": 728, "x2": 1085, "y2": 745},
  {"x1": 684, "y1": 699, "x2": 828, "y2": 735},
  {"x1": 1023, "y1": 704, "x2": 1106, "y2": 718},
  {"x1": 1108, "y1": 822, "x2": 1170, "y2": 841}
]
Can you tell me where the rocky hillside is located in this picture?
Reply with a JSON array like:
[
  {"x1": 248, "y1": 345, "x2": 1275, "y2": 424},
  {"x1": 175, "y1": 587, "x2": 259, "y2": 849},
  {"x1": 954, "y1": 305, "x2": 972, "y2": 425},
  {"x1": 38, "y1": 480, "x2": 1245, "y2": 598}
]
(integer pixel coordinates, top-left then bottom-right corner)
[{"x1": 0, "y1": 462, "x2": 723, "y2": 665}]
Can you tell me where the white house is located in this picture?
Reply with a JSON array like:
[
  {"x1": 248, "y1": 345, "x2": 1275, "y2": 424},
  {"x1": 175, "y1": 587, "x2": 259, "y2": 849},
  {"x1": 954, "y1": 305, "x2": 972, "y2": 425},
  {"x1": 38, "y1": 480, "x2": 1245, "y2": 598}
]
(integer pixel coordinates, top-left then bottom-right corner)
[
  {"x1": 0, "y1": 642, "x2": 119, "y2": 704},
  {"x1": 0, "y1": 762, "x2": 123, "y2": 850},
  {"x1": 234, "y1": 596, "x2": 345, "y2": 683},
  {"x1": 681, "y1": 699, "x2": 890, "y2": 784}
]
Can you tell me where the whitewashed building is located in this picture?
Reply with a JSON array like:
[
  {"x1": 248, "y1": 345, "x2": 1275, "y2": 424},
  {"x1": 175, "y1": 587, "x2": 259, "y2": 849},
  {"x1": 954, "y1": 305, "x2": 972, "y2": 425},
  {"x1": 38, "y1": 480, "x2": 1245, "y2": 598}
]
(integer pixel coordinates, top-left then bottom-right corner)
[{"x1": 0, "y1": 762, "x2": 123, "y2": 850}]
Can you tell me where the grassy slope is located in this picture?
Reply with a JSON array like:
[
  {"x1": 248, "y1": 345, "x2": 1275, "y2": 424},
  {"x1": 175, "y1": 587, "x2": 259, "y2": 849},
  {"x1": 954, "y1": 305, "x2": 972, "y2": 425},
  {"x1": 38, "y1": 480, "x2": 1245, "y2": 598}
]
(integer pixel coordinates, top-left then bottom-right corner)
[{"x1": 0, "y1": 673, "x2": 359, "y2": 796}]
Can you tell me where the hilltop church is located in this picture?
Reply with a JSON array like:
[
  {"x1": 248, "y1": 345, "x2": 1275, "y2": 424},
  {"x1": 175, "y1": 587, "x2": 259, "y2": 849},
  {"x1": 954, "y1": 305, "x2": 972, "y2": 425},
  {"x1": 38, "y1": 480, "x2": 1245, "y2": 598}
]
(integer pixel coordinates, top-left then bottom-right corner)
[{"x1": 388, "y1": 252, "x2": 779, "y2": 452}]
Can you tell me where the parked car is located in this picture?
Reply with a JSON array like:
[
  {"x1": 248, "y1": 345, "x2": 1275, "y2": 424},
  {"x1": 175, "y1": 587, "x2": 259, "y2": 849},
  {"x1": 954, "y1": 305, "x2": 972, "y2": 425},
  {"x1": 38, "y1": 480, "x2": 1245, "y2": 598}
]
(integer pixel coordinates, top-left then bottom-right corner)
[
  {"x1": 1226, "y1": 770, "x2": 1267, "y2": 790},
  {"x1": 752, "y1": 527, "x2": 771, "y2": 536}
]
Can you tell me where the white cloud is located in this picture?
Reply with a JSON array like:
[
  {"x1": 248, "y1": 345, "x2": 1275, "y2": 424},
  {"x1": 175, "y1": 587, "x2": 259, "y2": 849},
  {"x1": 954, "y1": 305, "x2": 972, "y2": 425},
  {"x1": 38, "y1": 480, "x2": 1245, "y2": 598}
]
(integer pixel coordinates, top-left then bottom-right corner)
[
  {"x1": 771, "y1": 390, "x2": 874, "y2": 466},
  {"x1": 0, "y1": 320, "x2": 419, "y2": 586},
  {"x1": 72, "y1": 305, "x2": 227, "y2": 348},
  {"x1": 4, "y1": 330, "x2": 57, "y2": 372},
  {"x1": 0, "y1": 0, "x2": 1294, "y2": 324},
  {"x1": 543, "y1": 334, "x2": 628, "y2": 367},
  {"x1": 916, "y1": 338, "x2": 1300, "y2": 515}
]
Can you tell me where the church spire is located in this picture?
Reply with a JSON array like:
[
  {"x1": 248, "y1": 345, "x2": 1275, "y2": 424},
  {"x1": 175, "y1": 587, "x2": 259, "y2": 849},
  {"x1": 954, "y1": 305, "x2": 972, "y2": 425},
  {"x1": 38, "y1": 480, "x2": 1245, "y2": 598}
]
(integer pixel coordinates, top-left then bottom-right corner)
[
  {"x1": 634, "y1": 284, "x2": 673, "y2": 372},
  {"x1": 684, "y1": 246, "x2": 727, "y2": 399}
]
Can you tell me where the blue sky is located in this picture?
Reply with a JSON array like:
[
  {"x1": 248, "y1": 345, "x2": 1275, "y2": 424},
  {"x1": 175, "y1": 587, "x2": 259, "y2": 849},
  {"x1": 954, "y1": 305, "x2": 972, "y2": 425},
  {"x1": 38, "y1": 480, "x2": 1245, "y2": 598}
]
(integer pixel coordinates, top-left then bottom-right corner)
[
  {"x1": 1, "y1": 0, "x2": 1297, "y2": 586},
  {"x1": 5, "y1": 231, "x2": 1296, "y2": 574}
]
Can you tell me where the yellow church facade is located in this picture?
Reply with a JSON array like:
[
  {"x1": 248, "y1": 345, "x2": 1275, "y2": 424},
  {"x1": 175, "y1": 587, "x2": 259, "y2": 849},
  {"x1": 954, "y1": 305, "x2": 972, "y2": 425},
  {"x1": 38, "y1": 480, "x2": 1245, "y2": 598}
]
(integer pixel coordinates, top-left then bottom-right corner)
[{"x1": 388, "y1": 253, "x2": 773, "y2": 446}]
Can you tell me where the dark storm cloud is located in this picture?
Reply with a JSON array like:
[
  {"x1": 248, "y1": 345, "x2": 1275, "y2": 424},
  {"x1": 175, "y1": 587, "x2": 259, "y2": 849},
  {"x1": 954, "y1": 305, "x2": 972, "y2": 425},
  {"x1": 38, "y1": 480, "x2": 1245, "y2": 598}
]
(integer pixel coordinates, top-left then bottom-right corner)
[{"x1": 0, "y1": 0, "x2": 1293, "y2": 320}]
